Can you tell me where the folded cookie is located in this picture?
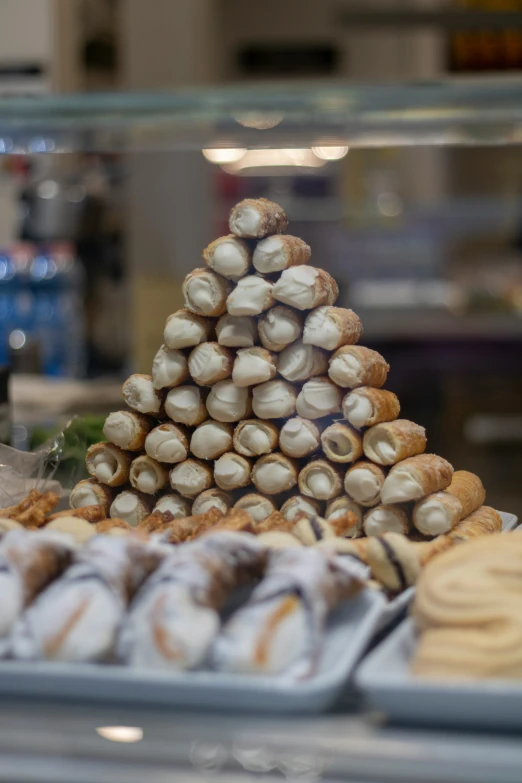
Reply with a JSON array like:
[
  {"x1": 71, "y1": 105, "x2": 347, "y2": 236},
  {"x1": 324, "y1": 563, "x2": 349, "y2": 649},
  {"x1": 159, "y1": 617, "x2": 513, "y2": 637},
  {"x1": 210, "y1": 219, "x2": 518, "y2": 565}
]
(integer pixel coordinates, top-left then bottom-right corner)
[
  {"x1": 203, "y1": 234, "x2": 252, "y2": 281},
  {"x1": 103, "y1": 410, "x2": 151, "y2": 451},
  {"x1": 164, "y1": 307, "x2": 214, "y2": 350},
  {"x1": 229, "y1": 198, "x2": 288, "y2": 238},
  {"x1": 273, "y1": 266, "x2": 338, "y2": 310},
  {"x1": 296, "y1": 377, "x2": 343, "y2": 419},
  {"x1": 216, "y1": 314, "x2": 257, "y2": 348},
  {"x1": 206, "y1": 380, "x2": 252, "y2": 423},
  {"x1": 342, "y1": 387, "x2": 400, "y2": 430},
  {"x1": 85, "y1": 442, "x2": 131, "y2": 488},
  {"x1": 257, "y1": 305, "x2": 303, "y2": 352},
  {"x1": 183, "y1": 268, "x2": 231, "y2": 317},
  {"x1": 413, "y1": 470, "x2": 486, "y2": 536},
  {"x1": 328, "y1": 346, "x2": 389, "y2": 389},
  {"x1": 366, "y1": 533, "x2": 421, "y2": 594},
  {"x1": 381, "y1": 454, "x2": 453, "y2": 505},
  {"x1": 303, "y1": 306, "x2": 363, "y2": 351},
  {"x1": 363, "y1": 420, "x2": 427, "y2": 466}
]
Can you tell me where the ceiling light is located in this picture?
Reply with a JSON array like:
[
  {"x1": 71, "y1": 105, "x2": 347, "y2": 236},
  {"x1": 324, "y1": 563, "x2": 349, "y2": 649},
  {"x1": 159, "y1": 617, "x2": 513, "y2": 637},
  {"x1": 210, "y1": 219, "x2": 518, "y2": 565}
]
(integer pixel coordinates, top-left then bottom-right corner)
[
  {"x1": 311, "y1": 145, "x2": 349, "y2": 160},
  {"x1": 96, "y1": 726, "x2": 143, "y2": 743},
  {"x1": 202, "y1": 148, "x2": 246, "y2": 164}
]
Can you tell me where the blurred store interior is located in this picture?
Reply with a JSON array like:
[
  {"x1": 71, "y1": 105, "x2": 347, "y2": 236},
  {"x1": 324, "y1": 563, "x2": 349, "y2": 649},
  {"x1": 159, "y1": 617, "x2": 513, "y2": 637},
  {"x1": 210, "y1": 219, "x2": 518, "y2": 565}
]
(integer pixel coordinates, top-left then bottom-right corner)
[{"x1": 1, "y1": 0, "x2": 522, "y2": 514}]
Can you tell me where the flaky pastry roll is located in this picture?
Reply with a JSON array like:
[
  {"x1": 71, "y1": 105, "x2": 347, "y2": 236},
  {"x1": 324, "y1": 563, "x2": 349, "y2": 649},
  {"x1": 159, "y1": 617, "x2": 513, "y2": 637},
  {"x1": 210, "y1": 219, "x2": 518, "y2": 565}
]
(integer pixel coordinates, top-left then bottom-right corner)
[
  {"x1": 130, "y1": 455, "x2": 169, "y2": 495},
  {"x1": 252, "y1": 379, "x2": 298, "y2": 420},
  {"x1": 293, "y1": 511, "x2": 359, "y2": 545},
  {"x1": 321, "y1": 423, "x2": 363, "y2": 464},
  {"x1": 214, "y1": 452, "x2": 252, "y2": 491},
  {"x1": 206, "y1": 380, "x2": 252, "y2": 423},
  {"x1": 122, "y1": 374, "x2": 164, "y2": 416},
  {"x1": 216, "y1": 314, "x2": 257, "y2": 348},
  {"x1": 169, "y1": 458, "x2": 214, "y2": 498},
  {"x1": 190, "y1": 420, "x2": 233, "y2": 460},
  {"x1": 298, "y1": 459, "x2": 344, "y2": 501},
  {"x1": 296, "y1": 376, "x2": 343, "y2": 419},
  {"x1": 233, "y1": 419, "x2": 278, "y2": 457},
  {"x1": 328, "y1": 346, "x2": 389, "y2": 389},
  {"x1": 381, "y1": 454, "x2": 453, "y2": 505},
  {"x1": 103, "y1": 410, "x2": 151, "y2": 452},
  {"x1": 272, "y1": 266, "x2": 338, "y2": 310},
  {"x1": 344, "y1": 460, "x2": 386, "y2": 507},
  {"x1": 143, "y1": 507, "x2": 223, "y2": 542},
  {"x1": 363, "y1": 505, "x2": 410, "y2": 537},
  {"x1": 233, "y1": 493, "x2": 277, "y2": 523},
  {"x1": 343, "y1": 387, "x2": 400, "y2": 430},
  {"x1": 253, "y1": 234, "x2": 310, "y2": 274},
  {"x1": 229, "y1": 198, "x2": 288, "y2": 238},
  {"x1": 152, "y1": 344, "x2": 189, "y2": 390},
  {"x1": 303, "y1": 306, "x2": 362, "y2": 351},
  {"x1": 45, "y1": 516, "x2": 97, "y2": 545},
  {"x1": 226, "y1": 275, "x2": 274, "y2": 316},
  {"x1": 153, "y1": 493, "x2": 192, "y2": 520},
  {"x1": 145, "y1": 422, "x2": 189, "y2": 464},
  {"x1": 232, "y1": 347, "x2": 277, "y2": 387},
  {"x1": 203, "y1": 234, "x2": 251, "y2": 281},
  {"x1": 192, "y1": 488, "x2": 233, "y2": 516},
  {"x1": 254, "y1": 511, "x2": 293, "y2": 535},
  {"x1": 70, "y1": 479, "x2": 114, "y2": 516},
  {"x1": 183, "y1": 268, "x2": 231, "y2": 317},
  {"x1": 188, "y1": 342, "x2": 233, "y2": 386},
  {"x1": 280, "y1": 495, "x2": 322, "y2": 522},
  {"x1": 252, "y1": 453, "x2": 299, "y2": 495},
  {"x1": 363, "y1": 419, "x2": 427, "y2": 466},
  {"x1": 366, "y1": 533, "x2": 421, "y2": 594},
  {"x1": 257, "y1": 531, "x2": 303, "y2": 549},
  {"x1": 279, "y1": 417, "x2": 321, "y2": 459},
  {"x1": 86, "y1": 442, "x2": 131, "y2": 488},
  {"x1": 449, "y1": 505, "x2": 502, "y2": 541},
  {"x1": 277, "y1": 339, "x2": 328, "y2": 382},
  {"x1": 165, "y1": 385, "x2": 208, "y2": 427},
  {"x1": 325, "y1": 496, "x2": 363, "y2": 530},
  {"x1": 413, "y1": 470, "x2": 486, "y2": 537},
  {"x1": 164, "y1": 307, "x2": 214, "y2": 350},
  {"x1": 257, "y1": 305, "x2": 303, "y2": 352},
  {"x1": 110, "y1": 490, "x2": 154, "y2": 527}
]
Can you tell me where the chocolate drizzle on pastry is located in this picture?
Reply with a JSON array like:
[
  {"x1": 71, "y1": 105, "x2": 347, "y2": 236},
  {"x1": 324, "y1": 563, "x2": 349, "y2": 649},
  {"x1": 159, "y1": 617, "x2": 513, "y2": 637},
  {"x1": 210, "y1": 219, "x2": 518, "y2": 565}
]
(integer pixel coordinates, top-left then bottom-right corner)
[{"x1": 378, "y1": 536, "x2": 407, "y2": 592}]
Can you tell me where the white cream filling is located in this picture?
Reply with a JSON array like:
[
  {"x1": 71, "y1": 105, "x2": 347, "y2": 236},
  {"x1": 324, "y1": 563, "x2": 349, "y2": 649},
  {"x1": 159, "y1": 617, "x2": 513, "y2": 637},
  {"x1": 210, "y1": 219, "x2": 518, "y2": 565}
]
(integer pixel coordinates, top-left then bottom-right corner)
[
  {"x1": 328, "y1": 354, "x2": 362, "y2": 388},
  {"x1": 296, "y1": 380, "x2": 340, "y2": 419},
  {"x1": 188, "y1": 344, "x2": 227, "y2": 384},
  {"x1": 260, "y1": 307, "x2": 301, "y2": 348},
  {"x1": 217, "y1": 315, "x2": 256, "y2": 347},
  {"x1": 252, "y1": 236, "x2": 286, "y2": 273},
  {"x1": 281, "y1": 497, "x2": 318, "y2": 522},
  {"x1": 364, "y1": 508, "x2": 405, "y2": 537},
  {"x1": 211, "y1": 240, "x2": 249, "y2": 281},
  {"x1": 254, "y1": 462, "x2": 292, "y2": 494},
  {"x1": 277, "y1": 341, "x2": 317, "y2": 382},
  {"x1": 343, "y1": 392, "x2": 373, "y2": 429},
  {"x1": 206, "y1": 380, "x2": 249, "y2": 423},
  {"x1": 252, "y1": 381, "x2": 295, "y2": 419},
  {"x1": 103, "y1": 411, "x2": 135, "y2": 449},
  {"x1": 152, "y1": 345, "x2": 187, "y2": 390},
  {"x1": 194, "y1": 496, "x2": 229, "y2": 515},
  {"x1": 414, "y1": 499, "x2": 452, "y2": 536},
  {"x1": 145, "y1": 428, "x2": 187, "y2": 463},
  {"x1": 279, "y1": 418, "x2": 318, "y2": 457},
  {"x1": 133, "y1": 465, "x2": 159, "y2": 494},
  {"x1": 272, "y1": 266, "x2": 318, "y2": 310},
  {"x1": 326, "y1": 497, "x2": 362, "y2": 522},
  {"x1": 237, "y1": 424, "x2": 271, "y2": 456},
  {"x1": 185, "y1": 277, "x2": 215, "y2": 314},
  {"x1": 123, "y1": 377, "x2": 161, "y2": 414},
  {"x1": 304, "y1": 468, "x2": 334, "y2": 499},
  {"x1": 344, "y1": 469, "x2": 381, "y2": 505},
  {"x1": 110, "y1": 493, "x2": 142, "y2": 527},
  {"x1": 165, "y1": 386, "x2": 203, "y2": 426},
  {"x1": 227, "y1": 276, "x2": 272, "y2": 316},
  {"x1": 303, "y1": 307, "x2": 341, "y2": 350},
  {"x1": 214, "y1": 455, "x2": 248, "y2": 489},
  {"x1": 191, "y1": 422, "x2": 231, "y2": 459},
  {"x1": 235, "y1": 497, "x2": 274, "y2": 523},
  {"x1": 230, "y1": 205, "x2": 261, "y2": 237},
  {"x1": 381, "y1": 470, "x2": 424, "y2": 504},
  {"x1": 170, "y1": 463, "x2": 208, "y2": 495},
  {"x1": 70, "y1": 485, "x2": 99, "y2": 508},
  {"x1": 233, "y1": 351, "x2": 273, "y2": 387},
  {"x1": 153, "y1": 495, "x2": 189, "y2": 519},
  {"x1": 92, "y1": 452, "x2": 116, "y2": 483},
  {"x1": 364, "y1": 432, "x2": 397, "y2": 465},
  {"x1": 164, "y1": 314, "x2": 206, "y2": 349}
]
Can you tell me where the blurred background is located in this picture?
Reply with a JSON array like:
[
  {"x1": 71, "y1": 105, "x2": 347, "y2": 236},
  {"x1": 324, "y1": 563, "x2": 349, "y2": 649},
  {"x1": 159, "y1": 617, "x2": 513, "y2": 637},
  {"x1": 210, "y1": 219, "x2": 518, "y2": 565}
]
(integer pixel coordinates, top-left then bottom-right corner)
[{"x1": 0, "y1": 0, "x2": 522, "y2": 515}]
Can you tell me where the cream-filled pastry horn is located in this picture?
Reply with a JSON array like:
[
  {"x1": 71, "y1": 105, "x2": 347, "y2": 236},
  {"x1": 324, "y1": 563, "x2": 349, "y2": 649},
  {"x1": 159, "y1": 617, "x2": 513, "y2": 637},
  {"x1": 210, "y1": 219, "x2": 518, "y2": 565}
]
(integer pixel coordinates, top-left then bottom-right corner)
[
  {"x1": 170, "y1": 459, "x2": 214, "y2": 498},
  {"x1": 328, "y1": 346, "x2": 389, "y2": 389},
  {"x1": 103, "y1": 410, "x2": 151, "y2": 451},
  {"x1": 413, "y1": 470, "x2": 486, "y2": 537},
  {"x1": 164, "y1": 307, "x2": 214, "y2": 350},
  {"x1": 226, "y1": 275, "x2": 274, "y2": 316},
  {"x1": 216, "y1": 314, "x2": 257, "y2": 347},
  {"x1": 183, "y1": 268, "x2": 231, "y2": 317},
  {"x1": 229, "y1": 197, "x2": 288, "y2": 238},
  {"x1": 214, "y1": 452, "x2": 252, "y2": 491},
  {"x1": 277, "y1": 340, "x2": 328, "y2": 382},
  {"x1": 298, "y1": 459, "x2": 344, "y2": 501},
  {"x1": 273, "y1": 266, "x2": 338, "y2": 310},
  {"x1": 257, "y1": 305, "x2": 303, "y2": 352},
  {"x1": 253, "y1": 234, "x2": 310, "y2": 273},
  {"x1": 252, "y1": 379, "x2": 298, "y2": 420},
  {"x1": 232, "y1": 347, "x2": 277, "y2": 387},
  {"x1": 110, "y1": 490, "x2": 154, "y2": 527},
  {"x1": 86, "y1": 442, "x2": 131, "y2": 487},
  {"x1": 321, "y1": 423, "x2": 363, "y2": 464},
  {"x1": 448, "y1": 505, "x2": 502, "y2": 541},
  {"x1": 145, "y1": 422, "x2": 189, "y2": 464},
  {"x1": 165, "y1": 385, "x2": 208, "y2": 426},
  {"x1": 363, "y1": 420, "x2": 427, "y2": 466},
  {"x1": 152, "y1": 344, "x2": 189, "y2": 390},
  {"x1": 153, "y1": 493, "x2": 192, "y2": 519},
  {"x1": 279, "y1": 416, "x2": 322, "y2": 459},
  {"x1": 190, "y1": 420, "x2": 233, "y2": 460},
  {"x1": 280, "y1": 495, "x2": 322, "y2": 522},
  {"x1": 325, "y1": 496, "x2": 363, "y2": 530},
  {"x1": 296, "y1": 377, "x2": 343, "y2": 420},
  {"x1": 188, "y1": 342, "x2": 233, "y2": 386},
  {"x1": 233, "y1": 493, "x2": 277, "y2": 523},
  {"x1": 130, "y1": 455, "x2": 168, "y2": 495},
  {"x1": 252, "y1": 453, "x2": 299, "y2": 495},
  {"x1": 303, "y1": 306, "x2": 363, "y2": 352},
  {"x1": 70, "y1": 479, "x2": 114, "y2": 516},
  {"x1": 206, "y1": 380, "x2": 252, "y2": 423},
  {"x1": 380, "y1": 454, "x2": 453, "y2": 505},
  {"x1": 192, "y1": 488, "x2": 233, "y2": 516},
  {"x1": 233, "y1": 419, "x2": 278, "y2": 457},
  {"x1": 344, "y1": 460, "x2": 386, "y2": 507},
  {"x1": 363, "y1": 505, "x2": 410, "y2": 537},
  {"x1": 343, "y1": 387, "x2": 400, "y2": 430},
  {"x1": 203, "y1": 234, "x2": 252, "y2": 281},
  {"x1": 122, "y1": 374, "x2": 164, "y2": 415}
]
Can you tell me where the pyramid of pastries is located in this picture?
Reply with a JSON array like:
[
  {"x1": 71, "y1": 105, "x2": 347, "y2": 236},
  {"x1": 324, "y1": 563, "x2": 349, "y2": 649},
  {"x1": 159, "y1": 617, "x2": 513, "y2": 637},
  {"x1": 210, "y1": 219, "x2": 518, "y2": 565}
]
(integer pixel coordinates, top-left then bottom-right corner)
[{"x1": 70, "y1": 198, "x2": 494, "y2": 550}]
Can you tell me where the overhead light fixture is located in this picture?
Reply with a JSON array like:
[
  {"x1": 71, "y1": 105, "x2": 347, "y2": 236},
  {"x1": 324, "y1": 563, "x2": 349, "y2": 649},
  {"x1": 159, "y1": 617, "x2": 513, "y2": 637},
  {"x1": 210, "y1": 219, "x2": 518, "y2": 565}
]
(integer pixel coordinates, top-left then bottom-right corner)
[
  {"x1": 202, "y1": 148, "x2": 246, "y2": 163},
  {"x1": 311, "y1": 145, "x2": 349, "y2": 160},
  {"x1": 233, "y1": 111, "x2": 284, "y2": 130},
  {"x1": 224, "y1": 148, "x2": 327, "y2": 173},
  {"x1": 96, "y1": 726, "x2": 144, "y2": 744}
]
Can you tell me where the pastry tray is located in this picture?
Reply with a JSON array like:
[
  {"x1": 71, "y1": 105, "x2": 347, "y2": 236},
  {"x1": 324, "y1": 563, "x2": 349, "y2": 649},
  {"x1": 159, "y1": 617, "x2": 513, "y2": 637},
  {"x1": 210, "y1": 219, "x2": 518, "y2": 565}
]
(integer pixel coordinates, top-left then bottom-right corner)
[
  {"x1": 0, "y1": 588, "x2": 387, "y2": 714},
  {"x1": 356, "y1": 618, "x2": 522, "y2": 731}
]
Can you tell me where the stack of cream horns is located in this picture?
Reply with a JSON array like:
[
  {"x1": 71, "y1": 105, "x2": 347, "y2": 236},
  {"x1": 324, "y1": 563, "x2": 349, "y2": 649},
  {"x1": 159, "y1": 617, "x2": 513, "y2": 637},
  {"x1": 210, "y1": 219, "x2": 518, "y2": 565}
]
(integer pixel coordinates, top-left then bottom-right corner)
[{"x1": 70, "y1": 197, "x2": 488, "y2": 545}]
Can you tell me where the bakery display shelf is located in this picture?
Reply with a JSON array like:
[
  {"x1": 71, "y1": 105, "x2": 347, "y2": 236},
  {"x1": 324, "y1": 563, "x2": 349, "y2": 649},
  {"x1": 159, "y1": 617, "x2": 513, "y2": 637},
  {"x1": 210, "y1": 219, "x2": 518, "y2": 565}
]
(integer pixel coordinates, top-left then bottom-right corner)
[{"x1": 2, "y1": 78, "x2": 522, "y2": 152}]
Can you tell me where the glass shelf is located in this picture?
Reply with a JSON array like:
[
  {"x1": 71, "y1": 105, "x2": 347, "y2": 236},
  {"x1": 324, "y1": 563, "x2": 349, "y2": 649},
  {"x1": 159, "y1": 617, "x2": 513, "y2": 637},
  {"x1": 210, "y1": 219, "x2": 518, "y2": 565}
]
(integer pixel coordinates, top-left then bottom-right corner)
[{"x1": 2, "y1": 78, "x2": 522, "y2": 153}]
